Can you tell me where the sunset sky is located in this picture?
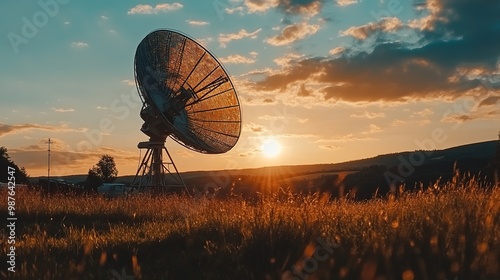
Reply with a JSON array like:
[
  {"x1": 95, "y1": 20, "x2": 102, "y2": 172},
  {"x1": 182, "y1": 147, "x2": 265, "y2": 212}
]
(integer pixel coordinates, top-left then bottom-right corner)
[{"x1": 1, "y1": 0, "x2": 499, "y2": 177}]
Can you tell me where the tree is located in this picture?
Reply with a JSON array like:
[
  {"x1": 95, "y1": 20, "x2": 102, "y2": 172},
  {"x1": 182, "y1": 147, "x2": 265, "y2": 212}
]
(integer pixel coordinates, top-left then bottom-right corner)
[
  {"x1": 85, "y1": 167, "x2": 103, "y2": 193},
  {"x1": 85, "y1": 154, "x2": 118, "y2": 192},
  {"x1": 0, "y1": 146, "x2": 29, "y2": 184},
  {"x1": 95, "y1": 154, "x2": 118, "y2": 183}
]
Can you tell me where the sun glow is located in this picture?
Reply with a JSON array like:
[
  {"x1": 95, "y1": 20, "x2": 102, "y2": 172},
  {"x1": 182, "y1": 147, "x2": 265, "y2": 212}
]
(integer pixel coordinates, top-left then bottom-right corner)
[{"x1": 261, "y1": 138, "x2": 282, "y2": 158}]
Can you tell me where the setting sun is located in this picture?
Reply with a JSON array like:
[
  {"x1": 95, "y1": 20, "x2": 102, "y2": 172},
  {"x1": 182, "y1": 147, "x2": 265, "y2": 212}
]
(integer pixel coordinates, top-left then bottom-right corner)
[{"x1": 261, "y1": 139, "x2": 282, "y2": 158}]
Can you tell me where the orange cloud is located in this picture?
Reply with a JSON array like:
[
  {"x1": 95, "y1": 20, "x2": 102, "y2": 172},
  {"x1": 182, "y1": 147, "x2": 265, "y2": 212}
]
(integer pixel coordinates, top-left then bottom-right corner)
[
  {"x1": 340, "y1": 17, "x2": 403, "y2": 40},
  {"x1": 220, "y1": 54, "x2": 256, "y2": 64},
  {"x1": 265, "y1": 22, "x2": 320, "y2": 46},
  {"x1": 0, "y1": 123, "x2": 87, "y2": 137}
]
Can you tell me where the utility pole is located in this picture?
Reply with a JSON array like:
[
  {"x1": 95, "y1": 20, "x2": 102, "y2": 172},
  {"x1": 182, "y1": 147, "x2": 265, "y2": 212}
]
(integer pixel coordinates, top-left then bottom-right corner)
[{"x1": 47, "y1": 138, "x2": 51, "y2": 193}]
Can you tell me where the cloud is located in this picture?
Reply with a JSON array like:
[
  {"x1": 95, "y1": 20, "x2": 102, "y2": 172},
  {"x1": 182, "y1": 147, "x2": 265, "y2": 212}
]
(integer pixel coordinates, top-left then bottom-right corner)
[
  {"x1": 441, "y1": 114, "x2": 475, "y2": 123},
  {"x1": 70, "y1": 42, "x2": 88, "y2": 49},
  {"x1": 316, "y1": 134, "x2": 376, "y2": 143},
  {"x1": 440, "y1": 108, "x2": 498, "y2": 123},
  {"x1": 340, "y1": 17, "x2": 403, "y2": 40},
  {"x1": 0, "y1": 123, "x2": 87, "y2": 138},
  {"x1": 362, "y1": 124, "x2": 383, "y2": 134},
  {"x1": 220, "y1": 54, "x2": 256, "y2": 64},
  {"x1": 273, "y1": 53, "x2": 303, "y2": 67},
  {"x1": 127, "y1": 3, "x2": 183, "y2": 15},
  {"x1": 100, "y1": 15, "x2": 108, "y2": 20},
  {"x1": 329, "y1": 47, "x2": 345, "y2": 55},
  {"x1": 479, "y1": 95, "x2": 500, "y2": 107},
  {"x1": 391, "y1": 118, "x2": 431, "y2": 127},
  {"x1": 243, "y1": 122, "x2": 269, "y2": 133},
  {"x1": 244, "y1": 0, "x2": 322, "y2": 16},
  {"x1": 121, "y1": 79, "x2": 135, "y2": 86},
  {"x1": 52, "y1": 108, "x2": 75, "y2": 113},
  {"x1": 336, "y1": 0, "x2": 358, "y2": 6},
  {"x1": 244, "y1": 0, "x2": 279, "y2": 13},
  {"x1": 10, "y1": 139, "x2": 138, "y2": 176},
  {"x1": 319, "y1": 145, "x2": 340, "y2": 151},
  {"x1": 197, "y1": 37, "x2": 214, "y2": 47},
  {"x1": 297, "y1": 84, "x2": 311, "y2": 97},
  {"x1": 411, "y1": 108, "x2": 434, "y2": 118},
  {"x1": 225, "y1": 6, "x2": 245, "y2": 14},
  {"x1": 186, "y1": 20, "x2": 209, "y2": 26},
  {"x1": 275, "y1": 133, "x2": 316, "y2": 138},
  {"x1": 350, "y1": 111, "x2": 385, "y2": 119},
  {"x1": 218, "y1": 28, "x2": 262, "y2": 47},
  {"x1": 63, "y1": 21, "x2": 70, "y2": 25},
  {"x1": 265, "y1": 22, "x2": 320, "y2": 46},
  {"x1": 249, "y1": 0, "x2": 500, "y2": 104},
  {"x1": 96, "y1": 106, "x2": 108, "y2": 110}
]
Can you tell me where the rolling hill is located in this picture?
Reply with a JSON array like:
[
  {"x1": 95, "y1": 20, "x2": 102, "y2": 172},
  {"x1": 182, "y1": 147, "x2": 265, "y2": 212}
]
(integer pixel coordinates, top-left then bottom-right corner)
[{"x1": 35, "y1": 140, "x2": 498, "y2": 188}]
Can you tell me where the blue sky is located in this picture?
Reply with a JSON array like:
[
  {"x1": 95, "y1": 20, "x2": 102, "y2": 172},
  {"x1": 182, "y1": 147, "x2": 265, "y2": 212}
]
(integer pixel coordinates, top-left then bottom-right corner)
[{"x1": 1, "y1": 0, "x2": 499, "y2": 177}]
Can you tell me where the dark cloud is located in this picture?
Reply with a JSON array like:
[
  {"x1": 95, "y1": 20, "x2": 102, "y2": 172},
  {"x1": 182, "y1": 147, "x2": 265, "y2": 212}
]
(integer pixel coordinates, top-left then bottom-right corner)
[
  {"x1": 479, "y1": 95, "x2": 500, "y2": 107},
  {"x1": 245, "y1": 0, "x2": 323, "y2": 15},
  {"x1": 277, "y1": 0, "x2": 322, "y2": 15},
  {"x1": 297, "y1": 84, "x2": 311, "y2": 96},
  {"x1": 252, "y1": 0, "x2": 500, "y2": 103}
]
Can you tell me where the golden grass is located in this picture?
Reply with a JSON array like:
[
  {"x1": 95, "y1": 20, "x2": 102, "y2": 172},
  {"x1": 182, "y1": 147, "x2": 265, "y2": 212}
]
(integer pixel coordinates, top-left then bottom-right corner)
[{"x1": 1, "y1": 175, "x2": 499, "y2": 279}]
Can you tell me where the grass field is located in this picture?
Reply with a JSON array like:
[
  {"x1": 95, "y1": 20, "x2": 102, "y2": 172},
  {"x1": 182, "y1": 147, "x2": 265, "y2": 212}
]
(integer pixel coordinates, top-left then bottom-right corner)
[{"x1": 1, "y1": 174, "x2": 499, "y2": 279}]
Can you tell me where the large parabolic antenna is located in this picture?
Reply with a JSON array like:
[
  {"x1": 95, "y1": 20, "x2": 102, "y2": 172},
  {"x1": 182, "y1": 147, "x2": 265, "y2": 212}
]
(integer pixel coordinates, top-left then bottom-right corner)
[{"x1": 131, "y1": 29, "x2": 242, "y2": 192}]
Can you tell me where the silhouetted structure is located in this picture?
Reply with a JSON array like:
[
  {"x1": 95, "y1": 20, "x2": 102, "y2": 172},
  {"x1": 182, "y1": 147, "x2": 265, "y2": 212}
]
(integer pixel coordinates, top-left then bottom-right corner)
[{"x1": 131, "y1": 29, "x2": 242, "y2": 193}]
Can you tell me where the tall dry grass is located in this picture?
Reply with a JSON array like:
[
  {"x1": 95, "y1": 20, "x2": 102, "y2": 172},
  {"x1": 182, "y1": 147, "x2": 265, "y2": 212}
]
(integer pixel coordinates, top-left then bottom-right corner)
[{"x1": 1, "y1": 174, "x2": 499, "y2": 279}]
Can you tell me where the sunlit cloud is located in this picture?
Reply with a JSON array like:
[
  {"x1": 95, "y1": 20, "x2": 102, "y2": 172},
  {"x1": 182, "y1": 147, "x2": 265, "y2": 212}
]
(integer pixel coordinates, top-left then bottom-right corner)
[
  {"x1": 273, "y1": 53, "x2": 304, "y2": 68},
  {"x1": 350, "y1": 111, "x2": 385, "y2": 119},
  {"x1": 265, "y1": 22, "x2": 320, "y2": 46},
  {"x1": 220, "y1": 54, "x2": 256, "y2": 64},
  {"x1": 225, "y1": 6, "x2": 245, "y2": 14},
  {"x1": 0, "y1": 123, "x2": 87, "y2": 137},
  {"x1": 316, "y1": 134, "x2": 376, "y2": 143},
  {"x1": 244, "y1": 0, "x2": 322, "y2": 16},
  {"x1": 336, "y1": 0, "x2": 358, "y2": 6},
  {"x1": 52, "y1": 108, "x2": 75, "y2": 113},
  {"x1": 328, "y1": 47, "x2": 345, "y2": 55},
  {"x1": 244, "y1": 0, "x2": 279, "y2": 13},
  {"x1": 362, "y1": 124, "x2": 383, "y2": 134},
  {"x1": 340, "y1": 17, "x2": 403, "y2": 40},
  {"x1": 186, "y1": 19, "x2": 209, "y2": 26},
  {"x1": 411, "y1": 109, "x2": 434, "y2": 118},
  {"x1": 231, "y1": 1, "x2": 493, "y2": 105},
  {"x1": 127, "y1": 3, "x2": 183, "y2": 15},
  {"x1": 218, "y1": 28, "x2": 262, "y2": 47}
]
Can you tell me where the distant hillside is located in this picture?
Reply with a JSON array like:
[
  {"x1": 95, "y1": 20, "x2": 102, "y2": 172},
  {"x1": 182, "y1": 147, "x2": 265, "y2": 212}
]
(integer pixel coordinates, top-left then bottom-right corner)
[{"x1": 34, "y1": 140, "x2": 498, "y2": 186}]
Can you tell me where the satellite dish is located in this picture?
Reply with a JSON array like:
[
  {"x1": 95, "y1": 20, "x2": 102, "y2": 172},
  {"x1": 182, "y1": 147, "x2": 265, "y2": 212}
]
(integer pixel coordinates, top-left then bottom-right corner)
[{"x1": 131, "y1": 29, "x2": 242, "y2": 192}]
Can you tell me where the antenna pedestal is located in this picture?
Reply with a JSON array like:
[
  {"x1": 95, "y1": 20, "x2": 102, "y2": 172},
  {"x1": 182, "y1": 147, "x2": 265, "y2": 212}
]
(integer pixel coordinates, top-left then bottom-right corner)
[{"x1": 131, "y1": 139, "x2": 188, "y2": 194}]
